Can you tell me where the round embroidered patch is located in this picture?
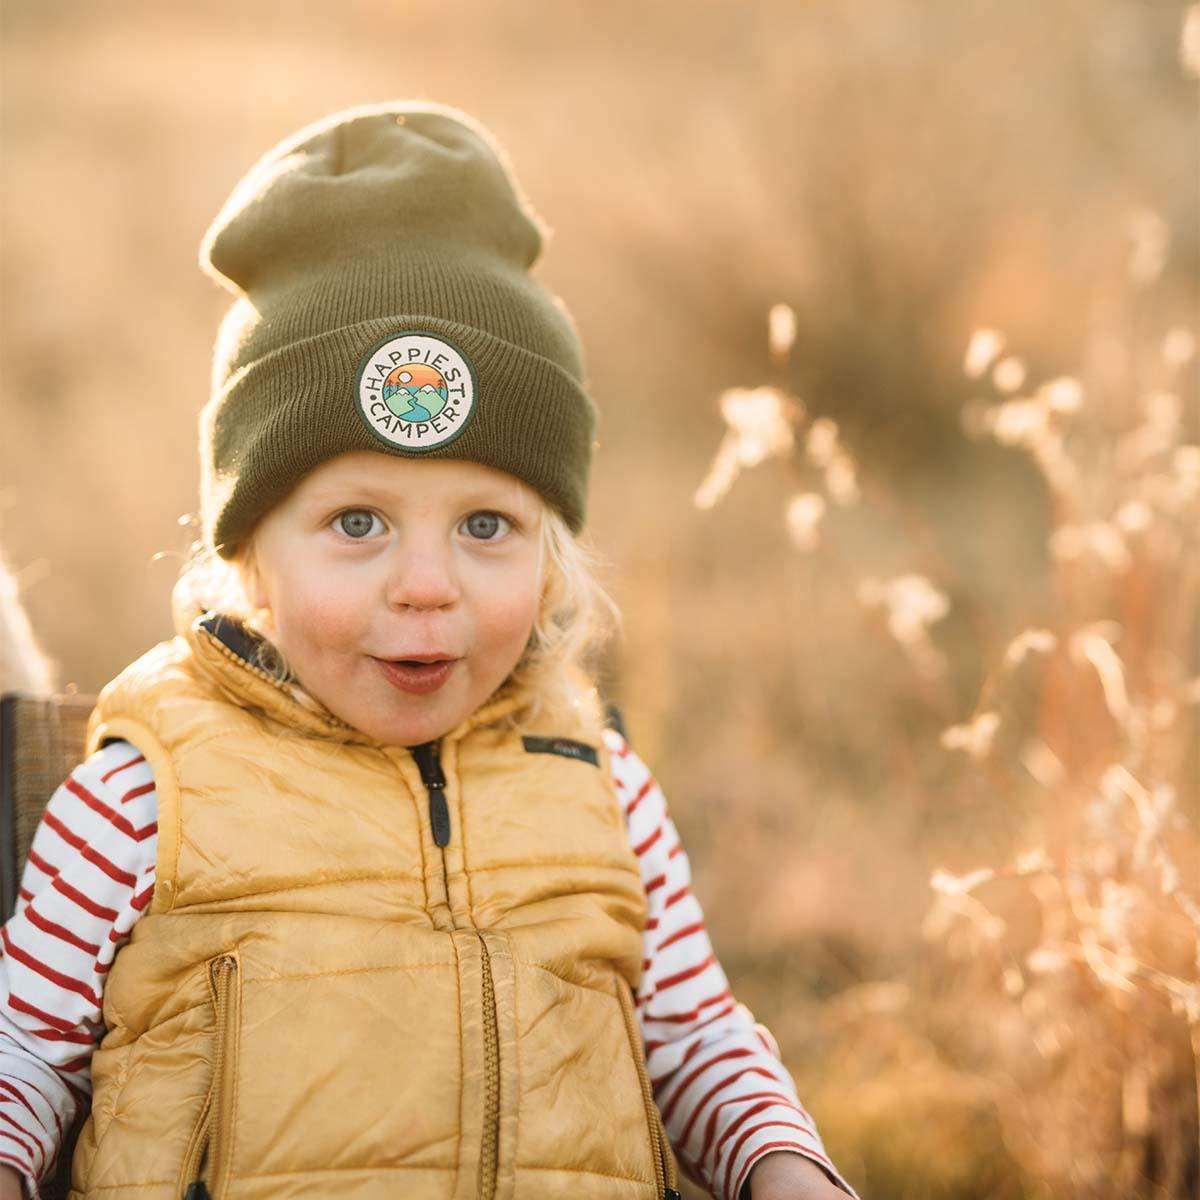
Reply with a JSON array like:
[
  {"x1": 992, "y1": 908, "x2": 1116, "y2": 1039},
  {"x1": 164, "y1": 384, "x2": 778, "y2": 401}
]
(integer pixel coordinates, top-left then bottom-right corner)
[{"x1": 354, "y1": 330, "x2": 477, "y2": 451}]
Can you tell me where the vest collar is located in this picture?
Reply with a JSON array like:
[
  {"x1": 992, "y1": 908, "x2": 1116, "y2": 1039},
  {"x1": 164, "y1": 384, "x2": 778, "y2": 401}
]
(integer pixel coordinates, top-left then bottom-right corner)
[{"x1": 182, "y1": 609, "x2": 529, "y2": 750}]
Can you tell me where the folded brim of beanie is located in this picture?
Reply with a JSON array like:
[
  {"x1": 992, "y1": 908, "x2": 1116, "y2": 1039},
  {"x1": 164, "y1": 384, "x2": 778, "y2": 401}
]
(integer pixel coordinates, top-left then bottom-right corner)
[{"x1": 201, "y1": 310, "x2": 594, "y2": 558}]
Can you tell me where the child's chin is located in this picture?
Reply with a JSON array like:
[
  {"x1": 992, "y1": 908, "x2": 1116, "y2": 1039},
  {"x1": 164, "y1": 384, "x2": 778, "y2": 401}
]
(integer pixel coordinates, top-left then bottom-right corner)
[{"x1": 352, "y1": 692, "x2": 463, "y2": 748}]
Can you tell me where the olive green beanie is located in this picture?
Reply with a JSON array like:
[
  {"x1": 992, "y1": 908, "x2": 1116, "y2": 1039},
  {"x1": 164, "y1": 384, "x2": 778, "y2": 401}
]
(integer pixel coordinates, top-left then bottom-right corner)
[{"x1": 197, "y1": 100, "x2": 595, "y2": 557}]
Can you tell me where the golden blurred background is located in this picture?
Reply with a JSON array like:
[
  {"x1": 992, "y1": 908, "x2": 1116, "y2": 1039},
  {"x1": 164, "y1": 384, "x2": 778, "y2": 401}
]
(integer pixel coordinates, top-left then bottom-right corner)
[{"x1": 2, "y1": 2, "x2": 1198, "y2": 1196}]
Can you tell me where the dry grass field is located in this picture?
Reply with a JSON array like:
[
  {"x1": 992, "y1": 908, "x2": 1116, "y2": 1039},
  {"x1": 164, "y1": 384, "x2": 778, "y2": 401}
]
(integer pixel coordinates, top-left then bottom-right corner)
[{"x1": 2, "y1": 2, "x2": 1198, "y2": 1196}]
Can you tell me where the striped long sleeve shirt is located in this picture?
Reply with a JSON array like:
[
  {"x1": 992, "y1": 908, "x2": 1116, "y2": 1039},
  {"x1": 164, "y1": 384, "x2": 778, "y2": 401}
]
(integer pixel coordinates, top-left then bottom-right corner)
[{"x1": 0, "y1": 731, "x2": 859, "y2": 1200}]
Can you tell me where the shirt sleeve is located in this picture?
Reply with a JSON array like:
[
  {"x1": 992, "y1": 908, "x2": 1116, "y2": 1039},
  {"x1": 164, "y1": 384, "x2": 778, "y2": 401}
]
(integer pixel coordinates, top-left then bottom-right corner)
[
  {"x1": 0, "y1": 740, "x2": 158, "y2": 1198},
  {"x1": 604, "y1": 729, "x2": 860, "y2": 1200}
]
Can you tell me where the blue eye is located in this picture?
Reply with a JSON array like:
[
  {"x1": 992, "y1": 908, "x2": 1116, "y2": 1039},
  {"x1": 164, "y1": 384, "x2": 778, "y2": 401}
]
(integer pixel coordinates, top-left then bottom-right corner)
[
  {"x1": 335, "y1": 510, "x2": 383, "y2": 539},
  {"x1": 463, "y1": 511, "x2": 511, "y2": 541}
]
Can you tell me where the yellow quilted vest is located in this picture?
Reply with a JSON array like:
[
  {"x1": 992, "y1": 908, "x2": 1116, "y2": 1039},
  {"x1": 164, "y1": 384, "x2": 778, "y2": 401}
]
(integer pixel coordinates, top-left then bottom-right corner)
[{"x1": 68, "y1": 612, "x2": 680, "y2": 1200}]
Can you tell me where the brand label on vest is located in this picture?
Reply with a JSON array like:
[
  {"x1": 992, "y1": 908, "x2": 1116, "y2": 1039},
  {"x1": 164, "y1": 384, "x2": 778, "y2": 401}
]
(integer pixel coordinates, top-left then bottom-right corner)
[
  {"x1": 355, "y1": 330, "x2": 477, "y2": 451},
  {"x1": 522, "y1": 735, "x2": 599, "y2": 767}
]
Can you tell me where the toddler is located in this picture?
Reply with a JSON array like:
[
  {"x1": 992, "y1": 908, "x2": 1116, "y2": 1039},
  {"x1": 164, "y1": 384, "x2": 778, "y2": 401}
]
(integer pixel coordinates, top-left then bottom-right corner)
[{"x1": 0, "y1": 102, "x2": 860, "y2": 1200}]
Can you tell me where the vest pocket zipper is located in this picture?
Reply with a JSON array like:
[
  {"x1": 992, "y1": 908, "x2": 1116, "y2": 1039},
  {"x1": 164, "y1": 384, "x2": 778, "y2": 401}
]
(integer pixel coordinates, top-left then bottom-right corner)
[
  {"x1": 614, "y1": 974, "x2": 681, "y2": 1200},
  {"x1": 179, "y1": 953, "x2": 239, "y2": 1200}
]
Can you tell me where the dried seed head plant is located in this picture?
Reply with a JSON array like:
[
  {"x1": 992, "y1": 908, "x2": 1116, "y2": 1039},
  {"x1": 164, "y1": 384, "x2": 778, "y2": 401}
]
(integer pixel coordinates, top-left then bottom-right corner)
[
  {"x1": 920, "y1": 266, "x2": 1200, "y2": 1196},
  {"x1": 693, "y1": 205, "x2": 1199, "y2": 1196}
]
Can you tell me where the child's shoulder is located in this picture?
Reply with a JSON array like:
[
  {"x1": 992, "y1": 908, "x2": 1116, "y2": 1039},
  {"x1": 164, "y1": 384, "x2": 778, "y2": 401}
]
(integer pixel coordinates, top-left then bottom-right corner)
[
  {"x1": 600, "y1": 724, "x2": 649, "y2": 769},
  {"x1": 600, "y1": 724, "x2": 631, "y2": 760},
  {"x1": 600, "y1": 727, "x2": 665, "y2": 811},
  {"x1": 31, "y1": 739, "x2": 159, "y2": 877},
  {"x1": 68, "y1": 738, "x2": 158, "y2": 811},
  {"x1": 87, "y1": 618, "x2": 272, "y2": 752},
  {"x1": 87, "y1": 633, "x2": 201, "y2": 730},
  {"x1": 99, "y1": 632, "x2": 193, "y2": 691}
]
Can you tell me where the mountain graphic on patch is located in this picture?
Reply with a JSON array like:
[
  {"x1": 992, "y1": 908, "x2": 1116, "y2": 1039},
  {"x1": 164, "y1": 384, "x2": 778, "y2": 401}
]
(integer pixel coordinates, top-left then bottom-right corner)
[{"x1": 382, "y1": 363, "x2": 449, "y2": 422}]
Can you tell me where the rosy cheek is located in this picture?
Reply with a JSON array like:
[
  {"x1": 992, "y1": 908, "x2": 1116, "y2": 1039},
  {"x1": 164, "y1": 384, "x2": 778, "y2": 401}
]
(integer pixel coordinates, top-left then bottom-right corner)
[
  {"x1": 478, "y1": 581, "x2": 539, "y2": 648},
  {"x1": 275, "y1": 569, "x2": 364, "y2": 657}
]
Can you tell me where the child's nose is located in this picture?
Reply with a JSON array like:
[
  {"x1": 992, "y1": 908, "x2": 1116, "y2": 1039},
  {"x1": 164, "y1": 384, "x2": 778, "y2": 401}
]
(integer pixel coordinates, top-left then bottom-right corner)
[{"x1": 383, "y1": 544, "x2": 461, "y2": 611}]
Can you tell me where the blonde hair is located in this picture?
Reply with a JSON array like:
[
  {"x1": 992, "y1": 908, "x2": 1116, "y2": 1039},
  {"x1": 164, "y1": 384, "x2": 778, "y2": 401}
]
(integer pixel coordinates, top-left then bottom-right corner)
[{"x1": 170, "y1": 500, "x2": 623, "y2": 740}]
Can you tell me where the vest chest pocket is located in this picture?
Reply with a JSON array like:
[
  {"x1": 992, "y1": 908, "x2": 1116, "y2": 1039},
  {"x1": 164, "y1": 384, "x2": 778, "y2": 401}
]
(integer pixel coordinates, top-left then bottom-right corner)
[
  {"x1": 178, "y1": 953, "x2": 240, "y2": 1200},
  {"x1": 613, "y1": 973, "x2": 681, "y2": 1200}
]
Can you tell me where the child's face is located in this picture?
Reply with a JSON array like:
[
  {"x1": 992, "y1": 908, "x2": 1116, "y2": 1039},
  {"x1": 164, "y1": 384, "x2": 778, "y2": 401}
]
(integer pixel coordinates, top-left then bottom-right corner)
[{"x1": 241, "y1": 450, "x2": 545, "y2": 746}]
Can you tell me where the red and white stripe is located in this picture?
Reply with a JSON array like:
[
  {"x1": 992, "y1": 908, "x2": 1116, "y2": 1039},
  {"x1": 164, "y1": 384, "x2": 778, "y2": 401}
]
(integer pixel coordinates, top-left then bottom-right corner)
[
  {"x1": 0, "y1": 734, "x2": 857, "y2": 1200},
  {"x1": 606, "y1": 730, "x2": 858, "y2": 1200},
  {"x1": 0, "y1": 741, "x2": 157, "y2": 1197}
]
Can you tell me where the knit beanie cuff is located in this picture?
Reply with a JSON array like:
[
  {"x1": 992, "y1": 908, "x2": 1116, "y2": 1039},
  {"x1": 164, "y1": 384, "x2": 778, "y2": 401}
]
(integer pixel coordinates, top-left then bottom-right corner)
[{"x1": 203, "y1": 309, "x2": 593, "y2": 557}]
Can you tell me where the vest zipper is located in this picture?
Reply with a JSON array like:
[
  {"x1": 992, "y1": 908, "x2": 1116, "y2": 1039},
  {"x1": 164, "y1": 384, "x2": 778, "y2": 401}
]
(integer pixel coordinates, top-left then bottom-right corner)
[
  {"x1": 477, "y1": 933, "x2": 501, "y2": 1200},
  {"x1": 180, "y1": 954, "x2": 238, "y2": 1200},
  {"x1": 615, "y1": 975, "x2": 681, "y2": 1200},
  {"x1": 409, "y1": 742, "x2": 667, "y2": 1198},
  {"x1": 410, "y1": 740, "x2": 450, "y2": 846},
  {"x1": 410, "y1": 743, "x2": 501, "y2": 1196},
  {"x1": 412, "y1": 739, "x2": 501, "y2": 1190}
]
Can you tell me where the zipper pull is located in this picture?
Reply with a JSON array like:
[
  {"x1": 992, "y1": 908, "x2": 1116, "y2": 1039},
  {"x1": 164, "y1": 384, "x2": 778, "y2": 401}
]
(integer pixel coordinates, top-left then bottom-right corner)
[
  {"x1": 410, "y1": 741, "x2": 450, "y2": 846},
  {"x1": 184, "y1": 1185, "x2": 211, "y2": 1200},
  {"x1": 663, "y1": 1191, "x2": 681, "y2": 1199}
]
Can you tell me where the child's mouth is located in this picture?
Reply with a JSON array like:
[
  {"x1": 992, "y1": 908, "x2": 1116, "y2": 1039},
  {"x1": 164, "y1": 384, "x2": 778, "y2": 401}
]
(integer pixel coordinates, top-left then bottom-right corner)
[{"x1": 373, "y1": 657, "x2": 458, "y2": 696}]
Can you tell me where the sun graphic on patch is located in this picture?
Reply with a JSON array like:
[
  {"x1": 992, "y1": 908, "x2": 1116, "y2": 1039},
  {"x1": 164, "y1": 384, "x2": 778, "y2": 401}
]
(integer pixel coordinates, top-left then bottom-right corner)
[
  {"x1": 382, "y1": 363, "x2": 448, "y2": 422},
  {"x1": 354, "y1": 331, "x2": 477, "y2": 451}
]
